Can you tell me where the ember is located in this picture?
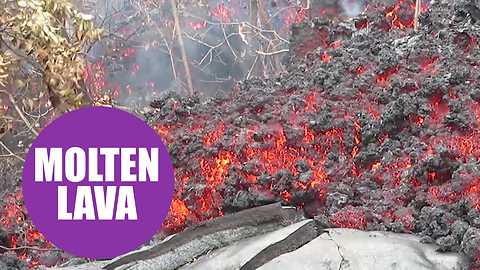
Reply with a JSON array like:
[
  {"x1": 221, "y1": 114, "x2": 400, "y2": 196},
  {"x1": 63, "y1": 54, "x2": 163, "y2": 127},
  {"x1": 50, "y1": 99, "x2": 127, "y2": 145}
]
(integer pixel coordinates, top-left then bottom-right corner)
[{"x1": 0, "y1": 193, "x2": 72, "y2": 268}]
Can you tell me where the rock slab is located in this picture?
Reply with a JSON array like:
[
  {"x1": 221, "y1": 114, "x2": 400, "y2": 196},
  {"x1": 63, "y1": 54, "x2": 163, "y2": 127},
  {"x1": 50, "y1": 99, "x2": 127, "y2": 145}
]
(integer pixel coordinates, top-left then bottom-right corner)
[{"x1": 50, "y1": 220, "x2": 468, "y2": 270}]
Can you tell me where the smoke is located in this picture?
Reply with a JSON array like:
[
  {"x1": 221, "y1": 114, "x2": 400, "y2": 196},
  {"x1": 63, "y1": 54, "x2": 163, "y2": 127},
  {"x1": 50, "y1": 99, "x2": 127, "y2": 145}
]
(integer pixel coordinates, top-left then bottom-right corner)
[
  {"x1": 85, "y1": 0, "x2": 406, "y2": 106},
  {"x1": 337, "y1": 0, "x2": 429, "y2": 18},
  {"x1": 83, "y1": 0, "x2": 257, "y2": 107},
  {"x1": 338, "y1": 0, "x2": 367, "y2": 17}
]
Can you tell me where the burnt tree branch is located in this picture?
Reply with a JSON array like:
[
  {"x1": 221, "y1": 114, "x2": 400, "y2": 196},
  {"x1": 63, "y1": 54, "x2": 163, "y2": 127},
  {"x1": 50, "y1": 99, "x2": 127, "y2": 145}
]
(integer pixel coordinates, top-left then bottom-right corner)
[{"x1": 170, "y1": 0, "x2": 194, "y2": 95}]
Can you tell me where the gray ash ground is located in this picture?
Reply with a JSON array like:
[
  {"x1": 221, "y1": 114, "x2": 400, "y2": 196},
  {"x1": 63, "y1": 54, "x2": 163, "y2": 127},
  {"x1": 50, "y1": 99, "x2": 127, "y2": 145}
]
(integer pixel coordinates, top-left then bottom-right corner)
[{"x1": 147, "y1": 0, "x2": 480, "y2": 268}]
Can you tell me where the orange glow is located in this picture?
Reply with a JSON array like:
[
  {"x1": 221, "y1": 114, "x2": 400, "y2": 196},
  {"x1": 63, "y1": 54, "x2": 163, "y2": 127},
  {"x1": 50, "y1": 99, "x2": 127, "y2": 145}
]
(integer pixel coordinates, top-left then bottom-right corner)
[
  {"x1": 351, "y1": 146, "x2": 359, "y2": 158},
  {"x1": 321, "y1": 54, "x2": 331, "y2": 61},
  {"x1": 376, "y1": 67, "x2": 399, "y2": 83},
  {"x1": 30, "y1": 259, "x2": 39, "y2": 266},
  {"x1": 467, "y1": 184, "x2": 479, "y2": 193},
  {"x1": 368, "y1": 106, "x2": 380, "y2": 120},
  {"x1": 189, "y1": 20, "x2": 207, "y2": 30},
  {"x1": 201, "y1": 150, "x2": 237, "y2": 188},
  {"x1": 303, "y1": 126, "x2": 315, "y2": 143},
  {"x1": 164, "y1": 197, "x2": 192, "y2": 227},
  {"x1": 212, "y1": 4, "x2": 230, "y2": 22},
  {"x1": 277, "y1": 127, "x2": 287, "y2": 147},
  {"x1": 284, "y1": 8, "x2": 307, "y2": 25},
  {"x1": 429, "y1": 96, "x2": 450, "y2": 121},
  {"x1": 304, "y1": 92, "x2": 318, "y2": 112},
  {"x1": 311, "y1": 166, "x2": 328, "y2": 187},
  {"x1": 384, "y1": 2, "x2": 415, "y2": 30},
  {"x1": 154, "y1": 125, "x2": 169, "y2": 136},
  {"x1": 280, "y1": 190, "x2": 291, "y2": 201},
  {"x1": 421, "y1": 57, "x2": 439, "y2": 72},
  {"x1": 204, "y1": 124, "x2": 225, "y2": 146},
  {"x1": 385, "y1": 5, "x2": 400, "y2": 17},
  {"x1": 371, "y1": 162, "x2": 381, "y2": 170}
]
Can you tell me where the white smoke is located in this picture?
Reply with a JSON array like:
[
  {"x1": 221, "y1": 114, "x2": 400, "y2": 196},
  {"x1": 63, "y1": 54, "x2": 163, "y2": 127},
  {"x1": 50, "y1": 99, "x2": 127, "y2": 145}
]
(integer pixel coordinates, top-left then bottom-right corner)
[{"x1": 338, "y1": 0, "x2": 367, "y2": 17}]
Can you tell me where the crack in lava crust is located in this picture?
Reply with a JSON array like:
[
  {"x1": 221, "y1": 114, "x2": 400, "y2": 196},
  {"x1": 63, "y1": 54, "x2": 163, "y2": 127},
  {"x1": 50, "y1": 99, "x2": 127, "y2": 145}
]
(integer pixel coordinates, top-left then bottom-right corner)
[{"x1": 147, "y1": 0, "x2": 480, "y2": 268}]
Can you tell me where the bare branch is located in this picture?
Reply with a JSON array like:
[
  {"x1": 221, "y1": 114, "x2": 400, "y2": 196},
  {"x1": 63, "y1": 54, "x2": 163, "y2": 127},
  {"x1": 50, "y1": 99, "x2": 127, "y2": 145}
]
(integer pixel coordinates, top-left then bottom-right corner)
[
  {"x1": 256, "y1": 49, "x2": 289, "y2": 56},
  {"x1": 0, "y1": 244, "x2": 61, "y2": 252},
  {"x1": 170, "y1": 0, "x2": 194, "y2": 95},
  {"x1": 0, "y1": 90, "x2": 39, "y2": 136},
  {"x1": 0, "y1": 140, "x2": 25, "y2": 162},
  {"x1": 414, "y1": 0, "x2": 421, "y2": 31}
]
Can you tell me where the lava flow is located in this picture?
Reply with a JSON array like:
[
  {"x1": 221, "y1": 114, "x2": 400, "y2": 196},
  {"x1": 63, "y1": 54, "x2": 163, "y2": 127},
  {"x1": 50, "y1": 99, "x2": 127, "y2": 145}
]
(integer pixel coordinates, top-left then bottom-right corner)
[
  {"x1": 1, "y1": 0, "x2": 480, "y2": 269},
  {"x1": 0, "y1": 193, "x2": 68, "y2": 268},
  {"x1": 148, "y1": 0, "x2": 480, "y2": 268}
]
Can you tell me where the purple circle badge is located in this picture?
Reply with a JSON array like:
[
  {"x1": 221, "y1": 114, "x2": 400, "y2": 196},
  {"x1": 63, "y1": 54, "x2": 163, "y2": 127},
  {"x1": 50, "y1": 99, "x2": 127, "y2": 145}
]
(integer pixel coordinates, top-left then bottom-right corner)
[{"x1": 22, "y1": 107, "x2": 175, "y2": 259}]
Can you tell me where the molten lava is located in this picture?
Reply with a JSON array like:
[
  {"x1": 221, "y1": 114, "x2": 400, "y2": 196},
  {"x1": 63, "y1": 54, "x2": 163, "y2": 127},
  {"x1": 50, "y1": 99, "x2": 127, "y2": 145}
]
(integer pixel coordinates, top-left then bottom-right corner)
[{"x1": 148, "y1": 0, "x2": 480, "y2": 268}]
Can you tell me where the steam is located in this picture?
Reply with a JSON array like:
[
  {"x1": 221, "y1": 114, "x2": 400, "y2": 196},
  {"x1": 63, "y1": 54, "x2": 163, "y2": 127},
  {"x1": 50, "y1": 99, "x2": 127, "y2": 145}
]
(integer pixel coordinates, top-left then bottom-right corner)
[
  {"x1": 85, "y1": 0, "x2": 255, "y2": 106},
  {"x1": 338, "y1": 0, "x2": 367, "y2": 17},
  {"x1": 84, "y1": 0, "x2": 395, "y2": 107}
]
